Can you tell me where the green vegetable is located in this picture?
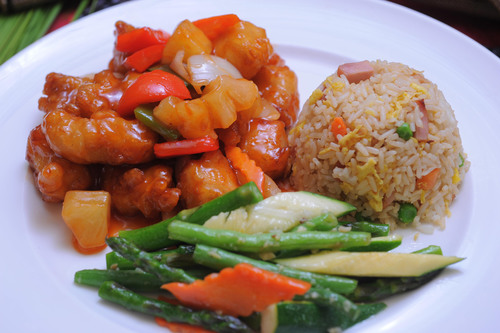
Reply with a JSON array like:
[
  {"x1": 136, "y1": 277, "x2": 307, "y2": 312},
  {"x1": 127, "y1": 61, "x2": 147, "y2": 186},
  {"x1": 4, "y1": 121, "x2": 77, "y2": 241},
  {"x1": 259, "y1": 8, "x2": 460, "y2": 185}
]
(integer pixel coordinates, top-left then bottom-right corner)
[
  {"x1": 459, "y1": 153, "x2": 465, "y2": 167},
  {"x1": 98, "y1": 281, "x2": 253, "y2": 333},
  {"x1": 106, "y1": 237, "x2": 197, "y2": 284},
  {"x1": 342, "y1": 235, "x2": 402, "y2": 252},
  {"x1": 289, "y1": 213, "x2": 338, "y2": 232},
  {"x1": 326, "y1": 302, "x2": 387, "y2": 330},
  {"x1": 275, "y1": 214, "x2": 339, "y2": 258},
  {"x1": 275, "y1": 251, "x2": 463, "y2": 277},
  {"x1": 168, "y1": 220, "x2": 371, "y2": 253},
  {"x1": 188, "y1": 181, "x2": 263, "y2": 224},
  {"x1": 348, "y1": 245, "x2": 447, "y2": 301},
  {"x1": 192, "y1": 244, "x2": 358, "y2": 294},
  {"x1": 354, "y1": 212, "x2": 373, "y2": 222},
  {"x1": 342, "y1": 221, "x2": 390, "y2": 237},
  {"x1": 398, "y1": 202, "x2": 418, "y2": 224},
  {"x1": 134, "y1": 105, "x2": 180, "y2": 140},
  {"x1": 396, "y1": 122, "x2": 413, "y2": 141},
  {"x1": 106, "y1": 245, "x2": 195, "y2": 270},
  {"x1": 294, "y1": 286, "x2": 361, "y2": 321},
  {"x1": 413, "y1": 245, "x2": 443, "y2": 255},
  {"x1": 260, "y1": 301, "x2": 326, "y2": 333},
  {"x1": 74, "y1": 269, "x2": 163, "y2": 292},
  {"x1": 119, "y1": 182, "x2": 263, "y2": 251},
  {"x1": 261, "y1": 300, "x2": 386, "y2": 333},
  {"x1": 349, "y1": 269, "x2": 443, "y2": 302},
  {"x1": 203, "y1": 191, "x2": 355, "y2": 234}
]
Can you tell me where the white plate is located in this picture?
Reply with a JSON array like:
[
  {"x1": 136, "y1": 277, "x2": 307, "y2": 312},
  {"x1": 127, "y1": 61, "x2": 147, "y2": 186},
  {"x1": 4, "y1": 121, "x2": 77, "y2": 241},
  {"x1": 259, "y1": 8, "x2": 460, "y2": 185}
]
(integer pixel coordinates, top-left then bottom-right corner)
[{"x1": 1, "y1": 0, "x2": 499, "y2": 332}]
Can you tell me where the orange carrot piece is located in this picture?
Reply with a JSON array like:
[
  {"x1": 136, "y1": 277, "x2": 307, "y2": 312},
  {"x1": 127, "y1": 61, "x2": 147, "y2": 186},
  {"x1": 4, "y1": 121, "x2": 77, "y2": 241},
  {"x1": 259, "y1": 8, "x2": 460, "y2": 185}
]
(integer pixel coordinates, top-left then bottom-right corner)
[
  {"x1": 225, "y1": 146, "x2": 265, "y2": 194},
  {"x1": 330, "y1": 117, "x2": 347, "y2": 138},
  {"x1": 417, "y1": 168, "x2": 440, "y2": 190},
  {"x1": 162, "y1": 263, "x2": 311, "y2": 317},
  {"x1": 193, "y1": 14, "x2": 240, "y2": 40},
  {"x1": 155, "y1": 318, "x2": 216, "y2": 333}
]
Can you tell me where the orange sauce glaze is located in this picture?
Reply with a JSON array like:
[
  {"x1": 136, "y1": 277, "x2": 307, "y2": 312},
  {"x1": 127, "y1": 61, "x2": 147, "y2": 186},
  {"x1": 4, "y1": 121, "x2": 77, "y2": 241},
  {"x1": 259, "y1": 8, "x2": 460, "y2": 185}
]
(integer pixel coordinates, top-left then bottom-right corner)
[{"x1": 72, "y1": 212, "x2": 159, "y2": 254}]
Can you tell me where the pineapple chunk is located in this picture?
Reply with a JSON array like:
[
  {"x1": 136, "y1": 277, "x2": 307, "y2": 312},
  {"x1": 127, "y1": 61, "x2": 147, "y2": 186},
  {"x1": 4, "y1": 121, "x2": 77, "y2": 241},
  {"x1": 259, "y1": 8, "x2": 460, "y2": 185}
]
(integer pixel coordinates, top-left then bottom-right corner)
[
  {"x1": 62, "y1": 191, "x2": 110, "y2": 249},
  {"x1": 162, "y1": 19, "x2": 212, "y2": 64}
]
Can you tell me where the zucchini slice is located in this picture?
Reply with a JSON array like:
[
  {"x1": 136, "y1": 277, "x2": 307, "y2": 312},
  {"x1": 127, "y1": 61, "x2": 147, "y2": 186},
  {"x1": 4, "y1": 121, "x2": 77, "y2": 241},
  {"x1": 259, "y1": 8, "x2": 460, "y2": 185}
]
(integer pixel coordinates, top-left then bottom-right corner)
[
  {"x1": 275, "y1": 251, "x2": 463, "y2": 277},
  {"x1": 261, "y1": 301, "x2": 325, "y2": 333},
  {"x1": 203, "y1": 191, "x2": 355, "y2": 234}
]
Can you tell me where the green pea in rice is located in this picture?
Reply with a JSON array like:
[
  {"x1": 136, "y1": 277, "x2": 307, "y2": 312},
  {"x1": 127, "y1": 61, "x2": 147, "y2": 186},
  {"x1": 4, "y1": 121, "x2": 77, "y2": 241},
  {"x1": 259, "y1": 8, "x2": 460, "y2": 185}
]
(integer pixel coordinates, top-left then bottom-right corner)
[{"x1": 288, "y1": 60, "x2": 470, "y2": 231}]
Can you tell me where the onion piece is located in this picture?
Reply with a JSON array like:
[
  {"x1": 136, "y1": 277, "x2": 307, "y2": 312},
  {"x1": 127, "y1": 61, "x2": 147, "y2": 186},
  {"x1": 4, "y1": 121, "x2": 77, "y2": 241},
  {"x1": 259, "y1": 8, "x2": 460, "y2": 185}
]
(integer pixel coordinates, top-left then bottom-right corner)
[
  {"x1": 170, "y1": 50, "x2": 189, "y2": 82},
  {"x1": 187, "y1": 54, "x2": 243, "y2": 94}
]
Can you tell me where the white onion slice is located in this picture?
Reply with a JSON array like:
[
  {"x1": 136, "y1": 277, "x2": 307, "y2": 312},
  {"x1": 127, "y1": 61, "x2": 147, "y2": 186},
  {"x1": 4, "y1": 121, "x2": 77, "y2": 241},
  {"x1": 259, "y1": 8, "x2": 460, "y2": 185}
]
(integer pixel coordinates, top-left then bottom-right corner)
[
  {"x1": 170, "y1": 50, "x2": 189, "y2": 82},
  {"x1": 187, "y1": 54, "x2": 243, "y2": 93}
]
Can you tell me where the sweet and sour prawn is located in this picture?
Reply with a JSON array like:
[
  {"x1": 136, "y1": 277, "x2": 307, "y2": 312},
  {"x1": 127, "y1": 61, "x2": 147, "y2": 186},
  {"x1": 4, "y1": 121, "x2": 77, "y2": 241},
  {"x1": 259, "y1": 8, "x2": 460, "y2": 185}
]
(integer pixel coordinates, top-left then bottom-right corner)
[
  {"x1": 26, "y1": 126, "x2": 92, "y2": 202},
  {"x1": 38, "y1": 70, "x2": 137, "y2": 118},
  {"x1": 176, "y1": 150, "x2": 240, "y2": 208},
  {"x1": 42, "y1": 109, "x2": 158, "y2": 165},
  {"x1": 102, "y1": 164, "x2": 180, "y2": 219}
]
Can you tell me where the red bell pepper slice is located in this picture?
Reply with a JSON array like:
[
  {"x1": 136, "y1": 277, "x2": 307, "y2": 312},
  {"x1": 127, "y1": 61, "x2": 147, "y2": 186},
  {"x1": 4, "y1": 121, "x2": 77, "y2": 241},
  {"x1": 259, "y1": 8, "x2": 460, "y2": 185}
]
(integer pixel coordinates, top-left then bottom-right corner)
[
  {"x1": 116, "y1": 27, "x2": 170, "y2": 53},
  {"x1": 154, "y1": 137, "x2": 219, "y2": 158},
  {"x1": 193, "y1": 14, "x2": 240, "y2": 40},
  {"x1": 117, "y1": 70, "x2": 191, "y2": 117},
  {"x1": 124, "y1": 44, "x2": 166, "y2": 72}
]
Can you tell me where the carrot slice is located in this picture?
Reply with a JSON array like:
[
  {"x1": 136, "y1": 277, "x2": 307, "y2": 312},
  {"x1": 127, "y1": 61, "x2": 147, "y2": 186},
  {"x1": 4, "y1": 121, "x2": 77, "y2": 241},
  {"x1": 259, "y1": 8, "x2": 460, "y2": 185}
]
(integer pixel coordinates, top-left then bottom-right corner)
[
  {"x1": 155, "y1": 318, "x2": 215, "y2": 333},
  {"x1": 330, "y1": 116, "x2": 347, "y2": 138},
  {"x1": 162, "y1": 263, "x2": 311, "y2": 317},
  {"x1": 193, "y1": 14, "x2": 240, "y2": 40},
  {"x1": 417, "y1": 168, "x2": 440, "y2": 190},
  {"x1": 225, "y1": 146, "x2": 265, "y2": 194}
]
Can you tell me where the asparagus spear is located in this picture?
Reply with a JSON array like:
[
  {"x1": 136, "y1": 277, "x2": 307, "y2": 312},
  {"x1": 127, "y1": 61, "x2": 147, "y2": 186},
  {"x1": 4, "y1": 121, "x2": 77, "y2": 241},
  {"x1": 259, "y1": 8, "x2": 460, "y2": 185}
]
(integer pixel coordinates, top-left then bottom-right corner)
[
  {"x1": 168, "y1": 221, "x2": 371, "y2": 253},
  {"x1": 413, "y1": 245, "x2": 443, "y2": 255},
  {"x1": 325, "y1": 302, "x2": 387, "y2": 330},
  {"x1": 75, "y1": 266, "x2": 212, "y2": 292},
  {"x1": 119, "y1": 182, "x2": 263, "y2": 251},
  {"x1": 75, "y1": 269, "x2": 163, "y2": 292},
  {"x1": 349, "y1": 269, "x2": 443, "y2": 302},
  {"x1": 340, "y1": 221, "x2": 390, "y2": 237},
  {"x1": 98, "y1": 281, "x2": 254, "y2": 333},
  {"x1": 106, "y1": 245, "x2": 195, "y2": 270},
  {"x1": 192, "y1": 244, "x2": 358, "y2": 294},
  {"x1": 294, "y1": 286, "x2": 361, "y2": 321},
  {"x1": 106, "y1": 237, "x2": 197, "y2": 284},
  {"x1": 289, "y1": 213, "x2": 338, "y2": 232}
]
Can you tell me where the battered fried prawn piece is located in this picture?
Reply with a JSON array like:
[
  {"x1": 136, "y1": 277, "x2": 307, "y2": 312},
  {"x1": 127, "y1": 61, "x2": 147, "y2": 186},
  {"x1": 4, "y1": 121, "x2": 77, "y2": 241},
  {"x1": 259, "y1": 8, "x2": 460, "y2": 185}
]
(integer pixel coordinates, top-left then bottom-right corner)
[
  {"x1": 38, "y1": 73, "x2": 90, "y2": 116},
  {"x1": 176, "y1": 150, "x2": 239, "y2": 208},
  {"x1": 74, "y1": 70, "x2": 137, "y2": 118},
  {"x1": 26, "y1": 125, "x2": 92, "y2": 202},
  {"x1": 42, "y1": 109, "x2": 157, "y2": 165},
  {"x1": 213, "y1": 21, "x2": 273, "y2": 79},
  {"x1": 102, "y1": 164, "x2": 180, "y2": 219},
  {"x1": 38, "y1": 70, "x2": 137, "y2": 118},
  {"x1": 238, "y1": 118, "x2": 290, "y2": 179},
  {"x1": 253, "y1": 65, "x2": 300, "y2": 127}
]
